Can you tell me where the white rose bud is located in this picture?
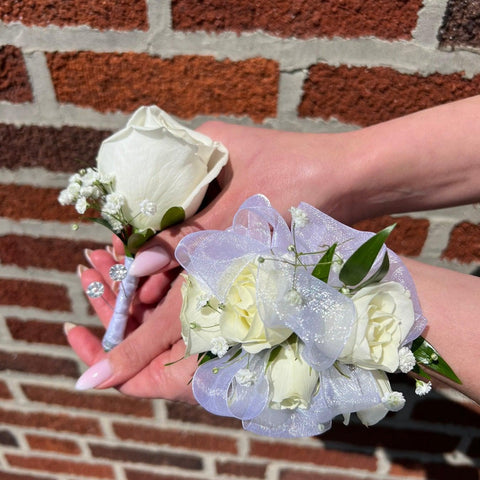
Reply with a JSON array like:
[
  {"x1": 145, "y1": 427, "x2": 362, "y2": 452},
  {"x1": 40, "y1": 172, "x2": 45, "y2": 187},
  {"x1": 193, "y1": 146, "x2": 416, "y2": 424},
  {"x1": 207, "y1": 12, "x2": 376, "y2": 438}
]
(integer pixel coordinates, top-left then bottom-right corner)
[
  {"x1": 179, "y1": 275, "x2": 222, "y2": 356},
  {"x1": 268, "y1": 342, "x2": 319, "y2": 410},
  {"x1": 97, "y1": 106, "x2": 228, "y2": 232},
  {"x1": 338, "y1": 281, "x2": 415, "y2": 373}
]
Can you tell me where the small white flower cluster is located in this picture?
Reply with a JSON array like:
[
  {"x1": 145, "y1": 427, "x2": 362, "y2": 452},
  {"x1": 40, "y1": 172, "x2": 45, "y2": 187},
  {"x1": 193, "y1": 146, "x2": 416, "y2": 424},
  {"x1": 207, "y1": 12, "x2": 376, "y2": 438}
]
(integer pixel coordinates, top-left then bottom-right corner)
[
  {"x1": 58, "y1": 167, "x2": 159, "y2": 235},
  {"x1": 289, "y1": 206, "x2": 309, "y2": 228}
]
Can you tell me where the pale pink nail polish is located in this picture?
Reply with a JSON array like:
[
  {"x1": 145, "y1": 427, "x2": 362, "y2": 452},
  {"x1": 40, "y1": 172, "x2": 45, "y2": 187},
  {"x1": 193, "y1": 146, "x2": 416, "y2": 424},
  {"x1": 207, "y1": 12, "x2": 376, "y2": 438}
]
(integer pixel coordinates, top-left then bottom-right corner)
[
  {"x1": 75, "y1": 359, "x2": 113, "y2": 390},
  {"x1": 128, "y1": 246, "x2": 170, "y2": 277}
]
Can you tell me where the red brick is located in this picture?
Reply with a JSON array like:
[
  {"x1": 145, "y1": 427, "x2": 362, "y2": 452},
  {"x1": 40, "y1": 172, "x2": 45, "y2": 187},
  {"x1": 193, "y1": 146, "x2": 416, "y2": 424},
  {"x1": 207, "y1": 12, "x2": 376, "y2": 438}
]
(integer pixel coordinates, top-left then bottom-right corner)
[
  {"x1": 0, "y1": 379, "x2": 13, "y2": 399},
  {"x1": 0, "y1": 0, "x2": 148, "y2": 31},
  {"x1": 216, "y1": 459, "x2": 267, "y2": 478},
  {"x1": 0, "y1": 470, "x2": 56, "y2": 480},
  {"x1": 47, "y1": 52, "x2": 278, "y2": 122},
  {"x1": 0, "y1": 278, "x2": 71, "y2": 311},
  {"x1": 89, "y1": 443, "x2": 203, "y2": 470},
  {"x1": 0, "y1": 406, "x2": 102, "y2": 435},
  {"x1": 250, "y1": 440, "x2": 377, "y2": 471},
  {"x1": 280, "y1": 470, "x2": 374, "y2": 480},
  {"x1": 0, "y1": 123, "x2": 111, "y2": 172},
  {"x1": 166, "y1": 401, "x2": 242, "y2": 429},
  {"x1": 0, "y1": 45, "x2": 33, "y2": 103},
  {"x1": 6, "y1": 317, "x2": 103, "y2": 346},
  {"x1": 353, "y1": 215, "x2": 430, "y2": 256},
  {"x1": 113, "y1": 422, "x2": 237, "y2": 453},
  {"x1": 0, "y1": 350, "x2": 79, "y2": 377},
  {"x1": 125, "y1": 469, "x2": 204, "y2": 480},
  {"x1": 21, "y1": 384, "x2": 154, "y2": 417},
  {"x1": 0, "y1": 184, "x2": 79, "y2": 222},
  {"x1": 439, "y1": 1, "x2": 480, "y2": 51},
  {"x1": 442, "y1": 221, "x2": 480, "y2": 263},
  {"x1": 172, "y1": 0, "x2": 422, "y2": 40},
  {"x1": 299, "y1": 64, "x2": 480, "y2": 126},
  {"x1": 0, "y1": 235, "x2": 105, "y2": 272},
  {"x1": 6, "y1": 454, "x2": 114, "y2": 478},
  {"x1": 26, "y1": 433, "x2": 81, "y2": 455}
]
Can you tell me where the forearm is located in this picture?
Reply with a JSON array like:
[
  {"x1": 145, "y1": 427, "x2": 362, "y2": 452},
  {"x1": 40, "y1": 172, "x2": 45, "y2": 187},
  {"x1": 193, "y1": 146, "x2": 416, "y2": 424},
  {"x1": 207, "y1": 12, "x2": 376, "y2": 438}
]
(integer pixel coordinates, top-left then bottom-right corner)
[
  {"x1": 402, "y1": 257, "x2": 479, "y2": 403},
  {"x1": 341, "y1": 96, "x2": 480, "y2": 222}
]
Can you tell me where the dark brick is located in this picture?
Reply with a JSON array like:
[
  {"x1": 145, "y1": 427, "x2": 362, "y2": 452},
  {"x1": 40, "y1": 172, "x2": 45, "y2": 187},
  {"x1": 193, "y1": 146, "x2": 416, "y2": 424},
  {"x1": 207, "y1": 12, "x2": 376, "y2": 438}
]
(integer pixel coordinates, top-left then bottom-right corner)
[
  {"x1": 166, "y1": 401, "x2": 242, "y2": 429},
  {"x1": 354, "y1": 215, "x2": 430, "y2": 256},
  {"x1": 0, "y1": 0, "x2": 148, "y2": 31},
  {"x1": 0, "y1": 235, "x2": 105, "y2": 272},
  {"x1": 299, "y1": 64, "x2": 480, "y2": 126},
  {"x1": 442, "y1": 221, "x2": 480, "y2": 262},
  {"x1": 47, "y1": 52, "x2": 278, "y2": 122},
  {"x1": 6, "y1": 454, "x2": 114, "y2": 478},
  {"x1": 0, "y1": 379, "x2": 13, "y2": 399},
  {"x1": 113, "y1": 422, "x2": 237, "y2": 453},
  {"x1": 0, "y1": 350, "x2": 79, "y2": 378},
  {"x1": 0, "y1": 429, "x2": 18, "y2": 447},
  {"x1": 412, "y1": 398, "x2": 480, "y2": 428},
  {"x1": 0, "y1": 45, "x2": 32, "y2": 103},
  {"x1": 439, "y1": 0, "x2": 480, "y2": 51},
  {"x1": 250, "y1": 440, "x2": 377, "y2": 471},
  {"x1": 89, "y1": 443, "x2": 203, "y2": 470},
  {"x1": 216, "y1": 459, "x2": 267, "y2": 478},
  {"x1": 125, "y1": 469, "x2": 204, "y2": 480},
  {"x1": 0, "y1": 278, "x2": 71, "y2": 311},
  {"x1": 280, "y1": 470, "x2": 374, "y2": 480},
  {"x1": 0, "y1": 123, "x2": 111, "y2": 172},
  {"x1": 321, "y1": 423, "x2": 460, "y2": 454},
  {"x1": 172, "y1": 0, "x2": 422, "y2": 40},
  {"x1": 21, "y1": 384, "x2": 154, "y2": 417},
  {"x1": 0, "y1": 406, "x2": 102, "y2": 435}
]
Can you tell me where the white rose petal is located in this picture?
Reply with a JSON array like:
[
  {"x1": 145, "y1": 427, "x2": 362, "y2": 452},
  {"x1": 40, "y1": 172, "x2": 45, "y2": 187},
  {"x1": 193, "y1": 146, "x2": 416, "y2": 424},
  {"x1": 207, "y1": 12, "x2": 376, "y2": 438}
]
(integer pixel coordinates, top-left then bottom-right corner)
[
  {"x1": 338, "y1": 281, "x2": 416, "y2": 373},
  {"x1": 97, "y1": 106, "x2": 228, "y2": 232}
]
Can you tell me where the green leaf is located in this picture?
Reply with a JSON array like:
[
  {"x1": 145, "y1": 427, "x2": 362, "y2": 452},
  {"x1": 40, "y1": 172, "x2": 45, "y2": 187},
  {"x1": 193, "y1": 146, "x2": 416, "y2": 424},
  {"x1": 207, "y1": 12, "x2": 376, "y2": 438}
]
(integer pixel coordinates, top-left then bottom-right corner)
[
  {"x1": 411, "y1": 336, "x2": 461, "y2": 384},
  {"x1": 311, "y1": 243, "x2": 337, "y2": 283},
  {"x1": 160, "y1": 206, "x2": 185, "y2": 230},
  {"x1": 339, "y1": 224, "x2": 395, "y2": 287},
  {"x1": 266, "y1": 345, "x2": 282, "y2": 371},
  {"x1": 350, "y1": 251, "x2": 390, "y2": 293}
]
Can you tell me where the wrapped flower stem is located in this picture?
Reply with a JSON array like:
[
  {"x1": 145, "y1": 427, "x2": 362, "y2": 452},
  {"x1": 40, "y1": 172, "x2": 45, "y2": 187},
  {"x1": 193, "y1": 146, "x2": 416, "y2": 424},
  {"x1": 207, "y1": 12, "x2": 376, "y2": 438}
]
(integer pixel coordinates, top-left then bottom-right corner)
[{"x1": 102, "y1": 256, "x2": 139, "y2": 351}]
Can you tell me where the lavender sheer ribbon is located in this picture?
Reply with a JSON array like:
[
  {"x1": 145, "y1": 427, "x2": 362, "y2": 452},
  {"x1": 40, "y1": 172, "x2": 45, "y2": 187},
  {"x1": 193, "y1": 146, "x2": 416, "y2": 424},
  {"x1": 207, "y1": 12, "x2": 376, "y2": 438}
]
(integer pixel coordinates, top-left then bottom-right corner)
[{"x1": 176, "y1": 195, "x2": 427, "y2": 437}]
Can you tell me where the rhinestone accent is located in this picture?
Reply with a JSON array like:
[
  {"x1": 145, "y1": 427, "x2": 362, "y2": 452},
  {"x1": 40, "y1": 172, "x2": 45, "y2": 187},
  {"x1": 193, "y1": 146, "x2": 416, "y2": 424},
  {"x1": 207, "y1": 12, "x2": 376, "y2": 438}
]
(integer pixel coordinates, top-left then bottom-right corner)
[
  {"x1": 86, "y1": 281, "x2": 104, "y2": 298},
  {"x1": 109, "y1": 264, "x2": 128, "y2": 282}
]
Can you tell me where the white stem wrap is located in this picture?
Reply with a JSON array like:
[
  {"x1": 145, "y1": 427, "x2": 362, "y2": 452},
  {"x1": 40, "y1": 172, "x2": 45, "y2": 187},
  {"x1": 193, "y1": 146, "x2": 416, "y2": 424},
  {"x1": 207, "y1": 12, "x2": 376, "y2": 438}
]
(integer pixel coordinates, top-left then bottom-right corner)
[{"x1": 102, "y1": 256, "x2": 139, "y2": 351}]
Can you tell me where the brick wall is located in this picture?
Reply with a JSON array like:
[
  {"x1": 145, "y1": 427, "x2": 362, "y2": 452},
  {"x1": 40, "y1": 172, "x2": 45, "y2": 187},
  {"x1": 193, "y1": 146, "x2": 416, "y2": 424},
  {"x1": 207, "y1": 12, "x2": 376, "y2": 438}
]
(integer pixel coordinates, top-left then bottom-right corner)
[{"x1": 1, "y1": 1, "x2": 480, "y2": 480}]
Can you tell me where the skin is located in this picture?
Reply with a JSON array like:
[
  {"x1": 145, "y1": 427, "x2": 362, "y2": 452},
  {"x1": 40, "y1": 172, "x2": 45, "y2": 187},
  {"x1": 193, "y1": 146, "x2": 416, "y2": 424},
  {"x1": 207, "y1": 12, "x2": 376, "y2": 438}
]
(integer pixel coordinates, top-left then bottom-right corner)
[{"x1": 66, "y1": 96, "x2": 480, "y2": 405}]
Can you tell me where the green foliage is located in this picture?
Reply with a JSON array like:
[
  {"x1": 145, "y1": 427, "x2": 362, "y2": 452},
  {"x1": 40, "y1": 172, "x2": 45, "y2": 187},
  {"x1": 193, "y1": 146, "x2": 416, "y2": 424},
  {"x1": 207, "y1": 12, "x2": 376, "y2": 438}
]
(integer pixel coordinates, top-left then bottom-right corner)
[
  {"x1": 161, "y1": 206, "x2": 185, "y2": 230},
  {"x1": 411, "y1": 336, "x2": 461, "y2": 384},
  {"x1": 311, "y1": 243, "x2": 337, "y2": 284},
  {"x1": 339, "y1": 224, "x2": 395, "y2": 287}
]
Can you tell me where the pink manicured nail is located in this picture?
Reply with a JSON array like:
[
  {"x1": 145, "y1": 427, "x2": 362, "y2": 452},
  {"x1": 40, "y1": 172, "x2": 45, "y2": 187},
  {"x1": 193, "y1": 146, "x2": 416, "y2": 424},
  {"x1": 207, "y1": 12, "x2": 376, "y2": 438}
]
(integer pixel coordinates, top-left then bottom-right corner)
[
  {"x1": 77, "y1": 264, "x2": 88, "y2": 278},
  {"x1": 75, "y1": 359, "x2": 113, "y2": 390},
  {"x1": 84, "y1": 249, "x2": 94, "y2": 267},
  {"x1": 128, "y1": 246, "x2": 170, "y2": 277}
]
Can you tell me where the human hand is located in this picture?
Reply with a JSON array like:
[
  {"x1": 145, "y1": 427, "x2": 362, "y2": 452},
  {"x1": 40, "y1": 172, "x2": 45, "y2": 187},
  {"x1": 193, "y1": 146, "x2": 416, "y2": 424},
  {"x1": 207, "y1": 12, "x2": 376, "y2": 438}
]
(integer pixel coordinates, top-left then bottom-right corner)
[{"x1": 66, "y1": 247, "x2": 197, "y2": 402}]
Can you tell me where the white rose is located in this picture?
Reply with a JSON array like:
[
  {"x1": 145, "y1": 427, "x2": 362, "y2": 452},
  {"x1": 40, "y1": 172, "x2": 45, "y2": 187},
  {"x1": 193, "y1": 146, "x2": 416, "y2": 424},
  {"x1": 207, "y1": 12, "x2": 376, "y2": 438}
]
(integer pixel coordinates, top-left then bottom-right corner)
[
  {"x1": 180, "y1": 275, "x2": 222, "y2": 356},
  {"x1": 97, "y1": 106, "x2": 228, "y2": 231},
  {"x1": 338, "y1": 281, "x2": 415, "y2": 373},
  {"x1": 268, "y1": 341, "x2": 319, "y2": 410},
  {"x1": 220, "y1": 262, "x2": 292, "y2": 354}
]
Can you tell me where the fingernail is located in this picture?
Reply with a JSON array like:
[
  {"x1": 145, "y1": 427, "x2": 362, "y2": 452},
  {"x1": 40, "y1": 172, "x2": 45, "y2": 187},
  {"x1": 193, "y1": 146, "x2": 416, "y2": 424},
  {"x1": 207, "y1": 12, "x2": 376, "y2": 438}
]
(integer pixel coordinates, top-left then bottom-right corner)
[
  {"x1": 63, "y1": 322, "x2": 77, "y2": 336},
  {"x1": 77, "y1": 264, "x2": 88, "y2": 278},
  {"x1": 84, "y1": 249, "x2": 94, "y2": 267},
  {"x1": 75, "y1": 359, "x2": 113, "y2": 390},
  {"x1": 129, "y1": 246, "x2": 170, "y2": 277}
]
